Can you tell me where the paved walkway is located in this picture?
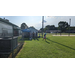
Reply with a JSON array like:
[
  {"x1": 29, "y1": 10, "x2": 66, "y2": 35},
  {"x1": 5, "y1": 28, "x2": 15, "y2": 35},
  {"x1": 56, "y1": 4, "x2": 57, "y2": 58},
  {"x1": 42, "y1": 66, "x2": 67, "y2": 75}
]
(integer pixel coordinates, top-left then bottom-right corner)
[{"x1": 53, "y1": 35, "x2": 75, "y2": 36}]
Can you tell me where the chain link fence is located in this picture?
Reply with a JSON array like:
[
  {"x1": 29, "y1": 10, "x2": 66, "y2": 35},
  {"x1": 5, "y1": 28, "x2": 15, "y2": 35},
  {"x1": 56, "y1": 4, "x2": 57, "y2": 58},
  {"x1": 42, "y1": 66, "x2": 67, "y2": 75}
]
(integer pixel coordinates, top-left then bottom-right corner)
[
  {"x1": 0, "y1": 27, "x2": 24, "y2": 58},
  {"x1": 8, "y1": 35, "x2": 24, "y2": 58}
]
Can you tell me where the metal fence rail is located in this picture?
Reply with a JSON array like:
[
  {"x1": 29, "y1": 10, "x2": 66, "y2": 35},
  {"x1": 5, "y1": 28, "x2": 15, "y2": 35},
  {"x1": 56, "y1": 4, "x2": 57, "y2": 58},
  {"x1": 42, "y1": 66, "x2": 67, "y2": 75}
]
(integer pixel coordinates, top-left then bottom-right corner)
[
  {"x1": 0, "y1": 35, "x2": 24, "y2": 58},
  {"x1": 9, "y1": 35, "x2": 24, "y2": 58}
]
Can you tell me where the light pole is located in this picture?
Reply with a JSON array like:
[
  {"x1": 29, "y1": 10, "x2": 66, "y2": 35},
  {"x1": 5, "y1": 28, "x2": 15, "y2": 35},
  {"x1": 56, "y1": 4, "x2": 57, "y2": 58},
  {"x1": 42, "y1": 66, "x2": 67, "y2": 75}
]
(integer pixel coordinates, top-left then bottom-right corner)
[
  {"x1": 69, "y1": 18, "x2": 71, "y2": 36},
  {"x1": 42, "y1": 16, "x2": 44, "y2": 38}
]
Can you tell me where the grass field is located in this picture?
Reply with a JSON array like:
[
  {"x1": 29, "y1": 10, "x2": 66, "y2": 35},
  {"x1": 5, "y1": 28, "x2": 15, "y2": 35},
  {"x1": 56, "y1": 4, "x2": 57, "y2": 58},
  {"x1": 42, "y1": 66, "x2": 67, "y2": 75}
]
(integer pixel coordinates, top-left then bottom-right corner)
[{"x1": 16, "y1": 33, "x2": 75, "y2": 58}]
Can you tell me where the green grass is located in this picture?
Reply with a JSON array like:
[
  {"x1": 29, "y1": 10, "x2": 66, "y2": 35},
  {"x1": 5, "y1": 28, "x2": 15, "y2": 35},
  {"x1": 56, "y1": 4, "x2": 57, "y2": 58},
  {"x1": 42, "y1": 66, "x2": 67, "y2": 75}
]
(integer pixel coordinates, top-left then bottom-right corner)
[{"x1": 16, "y1": 33, "x2": 75, "y2": 58}]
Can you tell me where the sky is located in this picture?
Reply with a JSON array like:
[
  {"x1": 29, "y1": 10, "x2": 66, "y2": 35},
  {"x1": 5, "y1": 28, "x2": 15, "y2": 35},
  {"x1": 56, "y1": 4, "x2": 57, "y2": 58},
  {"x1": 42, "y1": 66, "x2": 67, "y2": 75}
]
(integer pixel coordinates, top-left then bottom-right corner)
[{"x1": 0, "y1": 16, "x2": 75, "y2": 30}]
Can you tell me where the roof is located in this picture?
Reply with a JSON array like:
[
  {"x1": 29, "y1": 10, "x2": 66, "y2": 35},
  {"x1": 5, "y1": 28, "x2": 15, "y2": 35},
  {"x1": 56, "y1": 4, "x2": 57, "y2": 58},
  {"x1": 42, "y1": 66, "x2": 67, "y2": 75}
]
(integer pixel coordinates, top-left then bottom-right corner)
[
  {"x1": 21, "y1": 29, "x2": 31, "y2": 32},
  {"x1": 0, "y1": 18, "x2": 18, "y2": 27},
  {"x1": 28, "y1": 27, "x2": 38, "y2": 31}
]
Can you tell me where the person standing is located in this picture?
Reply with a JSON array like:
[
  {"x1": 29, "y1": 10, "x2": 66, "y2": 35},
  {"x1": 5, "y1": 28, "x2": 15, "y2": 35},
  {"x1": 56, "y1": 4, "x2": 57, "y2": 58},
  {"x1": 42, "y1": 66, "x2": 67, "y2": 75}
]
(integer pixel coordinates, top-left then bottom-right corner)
[
  {"x1": 33, "y1": 32, "x2": 35, "y2": 39},
  {"x1": 43, "y1": 33, "x2": 46, "y2": 41},
  {"x1": 36, "y1": 32, "x2": 37, "y2": 38}
]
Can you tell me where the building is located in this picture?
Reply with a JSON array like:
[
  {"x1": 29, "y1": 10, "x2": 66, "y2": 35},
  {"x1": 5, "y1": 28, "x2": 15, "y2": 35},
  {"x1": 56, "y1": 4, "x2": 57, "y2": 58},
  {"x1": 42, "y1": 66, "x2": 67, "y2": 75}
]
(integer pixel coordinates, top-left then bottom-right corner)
[
  {"x1": 65, "y1": 30, "x2": 75, "y2": 33},
  {"x1": 0, "y1": 18, "x2": 20, "y2": 54},
  {"x1": 0, "y1": 18, "x2": 20, "y2": 37},
  {"x1": 46, "y1": 30, "x2": 61, "y2": 33}
]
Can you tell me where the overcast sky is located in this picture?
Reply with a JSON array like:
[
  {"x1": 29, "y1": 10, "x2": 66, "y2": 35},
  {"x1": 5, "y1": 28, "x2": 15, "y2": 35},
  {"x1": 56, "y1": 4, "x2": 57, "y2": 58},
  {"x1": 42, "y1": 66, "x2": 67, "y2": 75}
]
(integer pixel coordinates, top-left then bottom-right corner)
[{"x1": 0, "y1": 16, "x2": 75, "y2": 30}]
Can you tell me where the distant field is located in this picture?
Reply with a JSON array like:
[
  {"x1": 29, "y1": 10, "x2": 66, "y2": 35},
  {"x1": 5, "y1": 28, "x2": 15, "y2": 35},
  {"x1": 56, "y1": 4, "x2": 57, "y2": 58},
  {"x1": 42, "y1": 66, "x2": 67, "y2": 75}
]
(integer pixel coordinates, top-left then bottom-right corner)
[
  {"x1": 52, "y1": 33, "x2": 75, "y2": 35},
  {"x1": 16, "y1": 33, "x2": 75, "y2": 58}
]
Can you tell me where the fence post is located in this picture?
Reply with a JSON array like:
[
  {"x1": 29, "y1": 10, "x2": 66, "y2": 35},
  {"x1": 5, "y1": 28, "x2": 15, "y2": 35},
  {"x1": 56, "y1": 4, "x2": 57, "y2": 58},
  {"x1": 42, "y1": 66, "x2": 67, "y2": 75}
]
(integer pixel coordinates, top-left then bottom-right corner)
[{"x1": 12, "y1": 25, "x2": 14, "y2": 58}]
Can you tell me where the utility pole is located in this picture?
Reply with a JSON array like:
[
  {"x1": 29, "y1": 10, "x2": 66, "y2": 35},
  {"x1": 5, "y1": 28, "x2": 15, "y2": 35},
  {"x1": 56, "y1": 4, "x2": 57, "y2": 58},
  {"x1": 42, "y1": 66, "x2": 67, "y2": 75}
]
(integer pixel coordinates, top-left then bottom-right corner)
[
  {"x1": 42, "y1": 16, "x2": 44, "y2": 38},
  {"x1": 69, "y1": 18, "x2": 71, "y2": 36}
]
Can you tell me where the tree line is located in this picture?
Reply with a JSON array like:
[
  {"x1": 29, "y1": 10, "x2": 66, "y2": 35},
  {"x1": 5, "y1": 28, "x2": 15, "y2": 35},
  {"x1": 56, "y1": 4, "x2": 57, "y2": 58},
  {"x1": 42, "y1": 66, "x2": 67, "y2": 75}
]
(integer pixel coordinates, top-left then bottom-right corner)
[{"x1": 40, "y1": 21, "x2": 75, "y2": 33}]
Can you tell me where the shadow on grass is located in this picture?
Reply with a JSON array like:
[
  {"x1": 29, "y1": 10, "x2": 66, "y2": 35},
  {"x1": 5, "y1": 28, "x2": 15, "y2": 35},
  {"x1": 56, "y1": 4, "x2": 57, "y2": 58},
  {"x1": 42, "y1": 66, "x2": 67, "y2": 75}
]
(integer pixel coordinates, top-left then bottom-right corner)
[
  {"x1": 24, "y1": 38, "x2": 39, "y2": 41},
  {"x1": 24, "y1": 38, "x2": 32, "y2": 41},
  {"x1": 33, "y1": 38, "x2": 39, "y2": 41},
  {"x1": 46, "y1": 38, "x2": 75, "y2": 50},
  {"x1": 46, "y1": 41, "x2": 50, "y2": 44}
]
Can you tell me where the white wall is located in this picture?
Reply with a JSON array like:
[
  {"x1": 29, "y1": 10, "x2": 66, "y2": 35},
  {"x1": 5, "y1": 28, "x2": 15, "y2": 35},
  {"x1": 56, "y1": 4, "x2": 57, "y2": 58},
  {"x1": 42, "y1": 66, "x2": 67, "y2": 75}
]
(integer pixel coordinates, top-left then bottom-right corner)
[{"x1": 0, "y1": 21, "x2": 13, "y2": 37}]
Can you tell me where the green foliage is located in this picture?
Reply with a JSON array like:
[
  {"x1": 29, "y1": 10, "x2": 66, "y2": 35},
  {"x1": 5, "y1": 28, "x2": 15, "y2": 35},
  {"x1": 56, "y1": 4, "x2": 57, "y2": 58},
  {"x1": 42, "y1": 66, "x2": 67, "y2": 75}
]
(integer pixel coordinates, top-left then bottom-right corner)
[
  {"x1": 44, "y1": 27, "x2": 48, "y2": 31},
  {"x1": 70, "y1": 27, "x2": 75, "y2": 30},
  {"x1": 40, "y1": 25, "x2": 58, "y2": 32},
  {"x1": 40, "y1": 28, "x2": 43, "y2": 31},
  {"x1": 58, "y1": 21, "x2": 69, "y2": 32},
  {"x1": 40, "y1": 23, "x2": 75, "y2": 33},
  {"x1": 45, "y1": 25, "x2": 55, "y2": 30}
]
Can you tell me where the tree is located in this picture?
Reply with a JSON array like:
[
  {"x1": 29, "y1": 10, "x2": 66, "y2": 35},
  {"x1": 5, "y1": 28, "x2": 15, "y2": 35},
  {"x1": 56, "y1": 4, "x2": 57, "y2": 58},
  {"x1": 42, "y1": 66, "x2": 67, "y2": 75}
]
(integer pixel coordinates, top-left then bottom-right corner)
[
  {"x1": 44, "y1": 27, "x2": 48, "y2": 32},
  {"x1": 40, "y1": 28, "x2": 43, "y2": 31},
  {"x1": 45, "y1": 25, "x2": 55, "y2": 30},
  {"x1": 49, "y1": 25, "x2": 55, "y2": 30},
  {"x1": 58, "y1": 21, "x2": 69, "y2": 32},
  {"x1": 21, "y1": 23, "x2": 28, "y2": 29}
]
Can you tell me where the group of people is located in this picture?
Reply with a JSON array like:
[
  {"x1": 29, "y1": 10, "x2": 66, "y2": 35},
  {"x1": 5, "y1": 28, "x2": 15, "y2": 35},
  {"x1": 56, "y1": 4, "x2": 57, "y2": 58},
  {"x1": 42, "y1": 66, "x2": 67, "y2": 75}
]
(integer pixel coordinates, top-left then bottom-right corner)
[
  {"x1": 39, "y1": 33, "x2": 47, "y2": 41},
  {"x1": 30, "y1": 32, "x2": 37, "y2": 40},
  {"x1": 30, "y1": 32, "x2": 46, "y2": 41}
]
